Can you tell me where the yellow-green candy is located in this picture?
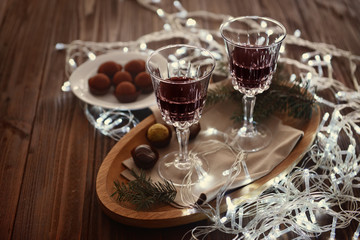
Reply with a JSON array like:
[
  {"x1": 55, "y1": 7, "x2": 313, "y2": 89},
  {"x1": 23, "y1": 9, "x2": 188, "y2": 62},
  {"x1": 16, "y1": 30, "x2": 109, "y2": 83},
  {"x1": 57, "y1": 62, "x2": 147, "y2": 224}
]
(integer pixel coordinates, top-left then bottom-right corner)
[
  {"x1": 147, "y1": 123, "x2": 169, "y2": 142},
  {"x1": 146, "y1": 123, "x2": 171, "y2": 147}
]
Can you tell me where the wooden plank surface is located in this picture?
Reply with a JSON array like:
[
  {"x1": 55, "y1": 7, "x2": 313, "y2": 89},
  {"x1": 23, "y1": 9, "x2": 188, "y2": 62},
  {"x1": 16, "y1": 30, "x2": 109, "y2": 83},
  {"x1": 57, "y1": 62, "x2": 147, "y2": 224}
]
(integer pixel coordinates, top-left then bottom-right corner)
[{"x1": 0, "y1": 0, "x2": 359, "y2": 239}]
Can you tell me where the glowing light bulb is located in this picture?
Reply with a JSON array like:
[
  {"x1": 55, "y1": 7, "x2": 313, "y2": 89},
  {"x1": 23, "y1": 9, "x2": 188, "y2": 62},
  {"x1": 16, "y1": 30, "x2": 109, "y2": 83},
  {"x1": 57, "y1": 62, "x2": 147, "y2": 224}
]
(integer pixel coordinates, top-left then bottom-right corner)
[
  {"x1": 220, "y1": 216, "x2": 227, "y2": 223},
  {"x1": 140, "y1": 42, "x2": 147, "y2": 50},
  {"x1": 68, "y1": 58, "x2": 76, "y2": 68},
  {"x1": 290, "y1": 73, "x2": 297, "y2": 82},
  {"x1": 87, "y1": 51, "x2": 96, "y2": 60},
  {"x1": 156, "y1": 8, "x2": 164, "y2": 17},
  {"x1": 206, "y1": 33, "x2": 213, "y2": 42},
  {"x1": 302, "y1": 53, "x2": 310, "y2": 60},
  {"x1": 306, "y1": 72, "x2": 312, "y2": 80},
  {"x1": 324, "y1": 54, "x2": 332, "y2": 63},
  {"x1": 186, "y1": 18, "x2": 196, "y2": 27},
  {"x1": 163, "y1": 23, "x2": 171, "y2": 31},
  {"x1": 260, "y1": 21, "x2": 267, "y2": 28}
]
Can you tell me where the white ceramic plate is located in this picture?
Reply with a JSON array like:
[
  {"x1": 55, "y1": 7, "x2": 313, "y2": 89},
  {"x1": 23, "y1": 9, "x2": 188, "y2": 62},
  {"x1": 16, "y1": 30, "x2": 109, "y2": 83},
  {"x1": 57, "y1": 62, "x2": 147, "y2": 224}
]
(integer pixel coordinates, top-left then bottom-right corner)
[{"x1": 69, "y1": 51, "x2": 156, "y2": 110}]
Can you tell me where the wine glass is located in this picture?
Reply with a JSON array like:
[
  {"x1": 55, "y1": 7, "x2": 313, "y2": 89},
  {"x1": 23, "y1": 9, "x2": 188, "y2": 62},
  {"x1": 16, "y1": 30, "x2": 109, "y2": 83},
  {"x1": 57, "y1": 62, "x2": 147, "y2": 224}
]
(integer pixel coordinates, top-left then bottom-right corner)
[
  {"x1": 146, "y1": 44, "x2": 216, "y2": 186},
  {"x1": 220, "y1": 16, "x2": 286, "y2": 152}
]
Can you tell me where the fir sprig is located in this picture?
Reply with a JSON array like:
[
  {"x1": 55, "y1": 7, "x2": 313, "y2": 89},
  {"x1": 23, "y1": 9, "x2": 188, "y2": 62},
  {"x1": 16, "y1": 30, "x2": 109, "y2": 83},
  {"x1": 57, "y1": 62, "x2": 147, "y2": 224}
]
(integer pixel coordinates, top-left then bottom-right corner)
[
  {"x1": 207, "y1": 65, "x2": 316, "y2": 122},
  {"x1": 111, "y1": 169, "x2": 177, "y2": 211}
]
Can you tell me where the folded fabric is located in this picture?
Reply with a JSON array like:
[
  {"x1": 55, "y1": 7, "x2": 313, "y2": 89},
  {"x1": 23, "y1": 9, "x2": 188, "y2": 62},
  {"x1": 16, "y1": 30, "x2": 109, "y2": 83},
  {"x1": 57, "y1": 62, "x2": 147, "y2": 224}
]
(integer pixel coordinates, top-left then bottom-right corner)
[{"x1": 121, "y1": 99, "x2": 304, "y2": 207}]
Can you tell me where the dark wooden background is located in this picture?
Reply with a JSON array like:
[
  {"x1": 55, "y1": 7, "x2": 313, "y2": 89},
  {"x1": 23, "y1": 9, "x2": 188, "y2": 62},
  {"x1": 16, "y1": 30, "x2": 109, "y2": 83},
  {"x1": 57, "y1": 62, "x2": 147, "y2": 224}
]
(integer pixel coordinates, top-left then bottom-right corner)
[{"x1": 1, "y1": 0, "x2": 359, "y2": 239}]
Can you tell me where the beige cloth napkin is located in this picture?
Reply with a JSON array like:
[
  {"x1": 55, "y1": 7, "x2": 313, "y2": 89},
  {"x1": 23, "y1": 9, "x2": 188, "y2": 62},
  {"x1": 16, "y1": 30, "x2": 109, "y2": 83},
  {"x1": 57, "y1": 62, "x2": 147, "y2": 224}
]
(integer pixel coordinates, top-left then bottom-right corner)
[{"x1": 121, "y1": 99, "x2": 304, "y2": 206}]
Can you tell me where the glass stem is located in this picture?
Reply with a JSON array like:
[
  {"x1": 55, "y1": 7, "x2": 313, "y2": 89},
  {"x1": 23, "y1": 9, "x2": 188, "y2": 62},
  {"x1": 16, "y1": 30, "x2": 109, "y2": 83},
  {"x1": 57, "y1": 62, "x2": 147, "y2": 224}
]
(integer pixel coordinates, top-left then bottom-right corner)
[
  {"x1": 242, "y1": 95, "x2": 256, "y2": 134},
  {"x1": 175, "y1": 127, "x2": 190, "y2": 167}
]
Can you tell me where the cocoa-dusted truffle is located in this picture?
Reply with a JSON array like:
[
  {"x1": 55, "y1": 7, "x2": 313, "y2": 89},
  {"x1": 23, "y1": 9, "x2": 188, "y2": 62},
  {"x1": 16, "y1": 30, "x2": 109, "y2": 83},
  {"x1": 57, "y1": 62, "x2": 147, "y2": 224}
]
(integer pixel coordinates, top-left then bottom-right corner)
[
  {"x1": 189, "y1": 122, "x2": 201, "y2": 140},
  {"x1": 88, "y1": 73, "x2": 111, "y2": 95},
  {"x1": 114, "y1": 81, "x2": 140, "y2": 103},
  {"x1": 131, "y1": 144, "x2": 159, "y2": 170},
  {"x1": 98, "y1": 61, "x2": 121, "y2": 79},
  {"x1": 124, "y1": 60, "x2": 146, "y2": 78},
  {"x1": 137, "y1": 59, "x2": 146, "y2": 71},
  {"x1": 134, "y1": 72, "x2": 153, "y2": 93},
  {"x1": 113, "y1": 71, "x2": 133, "y2": 86},
  {"x1": 146, "y1": 123, "x2": 172, "y2": 148}
]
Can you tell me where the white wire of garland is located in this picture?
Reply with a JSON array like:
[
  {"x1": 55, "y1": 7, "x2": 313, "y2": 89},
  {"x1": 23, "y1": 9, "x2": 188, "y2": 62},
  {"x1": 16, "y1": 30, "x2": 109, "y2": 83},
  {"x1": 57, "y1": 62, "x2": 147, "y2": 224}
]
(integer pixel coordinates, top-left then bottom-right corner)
[{"x1": 60, "y1": 0, "x2": 360, "y2": 238}]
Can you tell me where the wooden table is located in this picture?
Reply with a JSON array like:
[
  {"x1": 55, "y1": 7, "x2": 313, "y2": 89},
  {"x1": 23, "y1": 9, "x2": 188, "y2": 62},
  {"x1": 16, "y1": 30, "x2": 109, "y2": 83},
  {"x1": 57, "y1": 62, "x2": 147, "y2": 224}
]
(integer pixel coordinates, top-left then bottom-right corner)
[{"x1": 1, "y1": 0, "x2": 359, "y2": 239}]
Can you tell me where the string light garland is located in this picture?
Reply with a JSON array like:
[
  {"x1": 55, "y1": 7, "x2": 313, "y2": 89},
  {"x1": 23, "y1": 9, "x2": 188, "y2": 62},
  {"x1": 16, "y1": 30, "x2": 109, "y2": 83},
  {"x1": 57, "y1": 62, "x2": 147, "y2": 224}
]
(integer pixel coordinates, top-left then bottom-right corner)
[{"x1": 59, "y1": 0, "x2": 360, "y2": 238}]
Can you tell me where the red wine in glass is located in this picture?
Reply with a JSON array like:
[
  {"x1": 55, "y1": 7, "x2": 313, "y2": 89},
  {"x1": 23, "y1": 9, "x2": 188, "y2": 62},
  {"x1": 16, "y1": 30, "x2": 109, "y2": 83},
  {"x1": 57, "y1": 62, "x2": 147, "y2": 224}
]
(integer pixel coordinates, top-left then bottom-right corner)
[
  {"x1": 146, "y1": 44, "x2": 215, "y2": 186},
  {"x1": 229, "y1": 46, "x2": 280, "y2": 95},
  {"x1": 220, "y1": 16, "x2": 286, "y2": 152},
  {"x1": 157, "y1": 77, "x2": 206, "y2": 124}
]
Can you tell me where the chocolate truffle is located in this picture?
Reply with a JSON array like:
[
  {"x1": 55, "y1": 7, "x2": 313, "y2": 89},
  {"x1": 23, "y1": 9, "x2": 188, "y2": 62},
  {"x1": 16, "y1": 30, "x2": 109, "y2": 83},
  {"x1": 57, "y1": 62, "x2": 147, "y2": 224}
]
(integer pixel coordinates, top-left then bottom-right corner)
[
  {"x1": 137, "y1": 59, "x2": 146, "y2": 71},
  {"x1": 131, "y1": 144, "x2": 159, "y2": 170},
  {"x1": 146, "y1": 123, "x2": 172, "y2": 148},
  {"x1": 113, "y1": 71, "x2": 133, "y2": 86},
  {"x1": 114, "y1": 81, "x2": 139, "y2": 103},
  {"x1": 88, "y1": 73, "x2": 111, "y2": 95},
  {"x1": 98, "y1": 61, "x2": 121, "y2": 79},
  {"x1": 134, "y1": 72, "x2": 153, "y2": 93},
  {"x1": 124, "y1": 60, "x2": 146, "y2": 78}
]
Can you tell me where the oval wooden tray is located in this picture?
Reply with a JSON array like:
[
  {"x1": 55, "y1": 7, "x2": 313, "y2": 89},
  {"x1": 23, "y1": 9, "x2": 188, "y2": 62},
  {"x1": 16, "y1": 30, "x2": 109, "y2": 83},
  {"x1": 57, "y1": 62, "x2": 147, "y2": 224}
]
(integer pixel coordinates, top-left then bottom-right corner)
[{"x1": 96, "y1": 107, "x2": 320, "y2": 228}]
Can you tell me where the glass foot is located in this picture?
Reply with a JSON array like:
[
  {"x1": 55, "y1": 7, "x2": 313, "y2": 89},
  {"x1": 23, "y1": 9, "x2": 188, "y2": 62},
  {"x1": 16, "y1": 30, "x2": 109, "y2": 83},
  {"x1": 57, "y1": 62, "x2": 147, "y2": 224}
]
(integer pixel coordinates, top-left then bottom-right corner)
[
  {"x1": 230, "y1": 122, "x2": 272, "y2": 153},
  {"x1": 158, "y1": 151, "x2": 209, "y2": 186}
]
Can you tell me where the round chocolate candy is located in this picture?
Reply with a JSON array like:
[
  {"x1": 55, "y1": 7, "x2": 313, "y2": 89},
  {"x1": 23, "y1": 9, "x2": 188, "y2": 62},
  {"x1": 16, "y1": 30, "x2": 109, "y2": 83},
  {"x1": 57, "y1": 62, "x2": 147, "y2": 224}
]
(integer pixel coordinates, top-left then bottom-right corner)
[
  {"x1": 134, "y1": 72, "x2": 153, "y2": 93},
  {"x1": 124, "y1": 60, "x2": 146, "y2": 78},
  {"x1": 114, "y1": 81, "x2": 140, "y2": 103},
  {"x1": 146, "y1": 123, "x2": 172, "y2": 148},
  {"x1": 98, "y1": 61, "x2": 121, "y2": 79},
  {"x1": 113, "y1": 71, "x2": 132, "y2": 86},
  {"x1": 131, "y1": 144, "x2": 159, "y2": 170},
  {"x1": 88, "y1": 73, "x2": 111, "y2": 95}
]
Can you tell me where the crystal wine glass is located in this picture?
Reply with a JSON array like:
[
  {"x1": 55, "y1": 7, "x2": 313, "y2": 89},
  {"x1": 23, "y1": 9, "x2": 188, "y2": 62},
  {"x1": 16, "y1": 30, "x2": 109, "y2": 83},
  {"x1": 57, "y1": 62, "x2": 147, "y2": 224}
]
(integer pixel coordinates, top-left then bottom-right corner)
[
  {"x1": 220, "y1": 16, "x2": 286, "y2": 152},
  {"x1": 146, "y1": 44, "x2": 216, "y2": 186}
]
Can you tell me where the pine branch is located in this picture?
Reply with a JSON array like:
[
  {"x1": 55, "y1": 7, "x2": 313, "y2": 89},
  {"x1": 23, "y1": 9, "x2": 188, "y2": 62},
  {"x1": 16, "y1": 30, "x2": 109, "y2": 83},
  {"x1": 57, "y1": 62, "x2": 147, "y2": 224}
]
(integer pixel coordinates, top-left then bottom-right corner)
[
  {"x1": 112, "y1": 169, "x2": 177, "y2": 211},
  {"x1": 206, "y1": 64, "x2": 317, "y2": 123},
  {"x1": 206, "y1": 85, "x2": 238, "y2": 106}
]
